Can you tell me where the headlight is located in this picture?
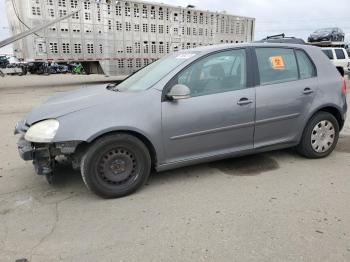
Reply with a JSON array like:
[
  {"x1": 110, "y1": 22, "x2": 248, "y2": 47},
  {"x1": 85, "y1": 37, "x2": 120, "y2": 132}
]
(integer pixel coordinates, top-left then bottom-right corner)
[{"x1": 25, "y1": 119, "x2": 59, "y2": 143}]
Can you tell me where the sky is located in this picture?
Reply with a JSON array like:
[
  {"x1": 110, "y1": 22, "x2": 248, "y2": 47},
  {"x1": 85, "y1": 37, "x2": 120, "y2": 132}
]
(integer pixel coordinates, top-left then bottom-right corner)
[{"x1": 1, "y1": 0, "x2": 350, "y2": 55}]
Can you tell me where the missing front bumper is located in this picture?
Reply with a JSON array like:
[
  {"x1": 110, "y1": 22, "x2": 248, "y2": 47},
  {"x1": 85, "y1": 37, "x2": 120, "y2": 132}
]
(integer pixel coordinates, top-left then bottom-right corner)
[
  {"x1": 17, "y1": 136, "x2": 34, "y2": 161},
  {"x1": 16, "y1": 135, "x2": 82, "y2": 176},
  {"x1": 17, "y1": 136, "x2": 53, "y2": 175}
]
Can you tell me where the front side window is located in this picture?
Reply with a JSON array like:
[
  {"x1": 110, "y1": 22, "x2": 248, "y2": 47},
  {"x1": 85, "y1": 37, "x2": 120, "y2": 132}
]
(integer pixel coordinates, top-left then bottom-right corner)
[
  {"x1": 256, "y1": 48, "x2": 298, "y2": 85},
  {"x1": 175, "y1": 49, "x2": 247, "y2": 97},
  {"x1": 295, "y1": 50, "x2": 316, "y2": 79},
  {"x1": 335, "y1": 49, "x2": 346, "y2": 60}
]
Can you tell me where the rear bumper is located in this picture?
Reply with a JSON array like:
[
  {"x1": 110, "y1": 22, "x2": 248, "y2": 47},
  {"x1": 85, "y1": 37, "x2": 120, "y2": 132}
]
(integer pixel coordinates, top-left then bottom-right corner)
[
  {"x1": 341, "y1": 96, "x2": 348, "y2": 130},
  {"x1": 343, "y1": 101, "x2": 347, "y2": 122}
]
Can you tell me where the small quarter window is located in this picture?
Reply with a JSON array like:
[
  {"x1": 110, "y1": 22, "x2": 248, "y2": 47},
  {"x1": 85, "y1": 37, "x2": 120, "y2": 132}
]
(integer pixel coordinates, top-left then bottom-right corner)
[
  {"x1": 295, "y1": 50, "x2": 316, "y2": 79},
  {"x1": 322, "y1": 49, "x2": 334, "y2": 60}
]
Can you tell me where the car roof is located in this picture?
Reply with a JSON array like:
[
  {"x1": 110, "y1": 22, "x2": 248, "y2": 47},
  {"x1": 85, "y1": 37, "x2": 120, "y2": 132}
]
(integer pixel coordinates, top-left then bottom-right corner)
[{"x1": 185, "y1": 42, "x2": 317, "y2": 54}]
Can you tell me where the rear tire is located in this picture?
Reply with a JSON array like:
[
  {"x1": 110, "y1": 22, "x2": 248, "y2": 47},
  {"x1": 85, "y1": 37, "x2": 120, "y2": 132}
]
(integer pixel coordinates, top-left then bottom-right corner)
[
  {"x1": 297, "y1": 112, "x2": 339, "y2": 158},
  {"x1": 81, "y1": 134, "x2": 151, "y2": 198}
]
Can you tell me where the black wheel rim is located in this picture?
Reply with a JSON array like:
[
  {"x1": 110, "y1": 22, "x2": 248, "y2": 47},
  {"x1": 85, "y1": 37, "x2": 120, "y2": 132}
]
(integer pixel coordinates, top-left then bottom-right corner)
[{"x1": 96, "y1": 147, "x2": 140, "y2": 187}]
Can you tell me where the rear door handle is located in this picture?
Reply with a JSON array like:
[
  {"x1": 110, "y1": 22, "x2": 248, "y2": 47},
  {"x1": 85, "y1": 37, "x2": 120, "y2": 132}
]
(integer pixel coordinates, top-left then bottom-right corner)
[
  {"x1": 237, "y1": 97, "x2": 253, "y2": 106},
  {"x1": 303, "y1": 87, "x2": 314, "y2": 95}
]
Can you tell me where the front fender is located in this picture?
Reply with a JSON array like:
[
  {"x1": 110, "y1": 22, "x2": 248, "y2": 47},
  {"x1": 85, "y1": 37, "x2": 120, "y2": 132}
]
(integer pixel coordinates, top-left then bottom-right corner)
[{"x1": 51, "y1": 89, "x2": 166, "y2": 164}]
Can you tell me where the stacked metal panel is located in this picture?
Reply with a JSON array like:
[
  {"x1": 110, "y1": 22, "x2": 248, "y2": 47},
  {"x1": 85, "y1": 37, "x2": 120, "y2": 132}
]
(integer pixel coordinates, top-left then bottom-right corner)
[{"x1": 6, "y1": 0, "x2": 255, "y2": 75}]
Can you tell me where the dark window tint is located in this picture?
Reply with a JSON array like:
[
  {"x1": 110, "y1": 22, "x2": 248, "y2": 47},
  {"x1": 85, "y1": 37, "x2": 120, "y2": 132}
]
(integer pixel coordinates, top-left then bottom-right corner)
[
  {"x1": 295, "y1": 50, "x2": 316, "y2": 79},
  {"x1": 256, "y1": 48, "x2": 298, "y2": 85},
  {"x1": 177, "y1": 49, "x2": 247, "y2": 97},
  {"x1": 335, "y1": 49, "x2": 346, "y2": 60},
  {"x1": 322, "y1": 49, "x2": 334, "y2": 60}
]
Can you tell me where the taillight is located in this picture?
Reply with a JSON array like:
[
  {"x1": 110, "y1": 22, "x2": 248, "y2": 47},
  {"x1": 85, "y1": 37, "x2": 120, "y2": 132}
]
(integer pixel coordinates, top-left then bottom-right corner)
[{"x1": 342, "y1": 79, "x2": 347, "y2": 96}]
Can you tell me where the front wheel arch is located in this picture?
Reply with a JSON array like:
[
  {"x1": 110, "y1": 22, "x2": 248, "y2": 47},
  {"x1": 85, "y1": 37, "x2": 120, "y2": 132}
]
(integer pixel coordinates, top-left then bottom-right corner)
[
  {"x1": 80, "y1": 133, "x2": 152, "y2": 198},
  {"x1": 82, "y1": 130, "x2": 157, "y2": 169}
]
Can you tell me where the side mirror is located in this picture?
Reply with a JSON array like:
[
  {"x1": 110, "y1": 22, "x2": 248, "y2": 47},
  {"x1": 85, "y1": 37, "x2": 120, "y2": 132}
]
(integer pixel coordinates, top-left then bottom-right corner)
[{"x1": 166, "y1": 84, "x2": 191, "y2": 101}]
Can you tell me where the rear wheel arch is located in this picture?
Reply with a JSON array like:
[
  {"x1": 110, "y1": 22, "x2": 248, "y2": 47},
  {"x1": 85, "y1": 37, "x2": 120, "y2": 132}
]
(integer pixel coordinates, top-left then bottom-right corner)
[
  {"x1": 306, "y1": 106, "x2": 344, "y2": 132},
  {"x1": 297, "y1": 111, "x2": 339, "y2": 158}
]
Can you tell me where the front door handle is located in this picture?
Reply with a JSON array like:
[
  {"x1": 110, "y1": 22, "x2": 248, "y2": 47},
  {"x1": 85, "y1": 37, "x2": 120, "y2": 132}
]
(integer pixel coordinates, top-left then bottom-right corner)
[
  {"x1": 303, "y1": 87, "x2": 314, "y2": 95},
  {"x1": 237, "y1": 97, "x2": 253, "y2": 106}
]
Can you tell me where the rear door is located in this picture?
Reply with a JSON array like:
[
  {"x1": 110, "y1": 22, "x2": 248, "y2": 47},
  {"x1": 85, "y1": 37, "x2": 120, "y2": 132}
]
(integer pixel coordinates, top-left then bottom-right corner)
[{"x1": 254, "y1": 47, "x2": 318, "y2": 148}]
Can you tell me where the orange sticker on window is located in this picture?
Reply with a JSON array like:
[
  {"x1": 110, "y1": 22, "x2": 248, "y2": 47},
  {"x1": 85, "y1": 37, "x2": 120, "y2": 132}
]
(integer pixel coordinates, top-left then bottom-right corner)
[{"x1": 270, "y1": 56, "x2": 285, "y2": 70}]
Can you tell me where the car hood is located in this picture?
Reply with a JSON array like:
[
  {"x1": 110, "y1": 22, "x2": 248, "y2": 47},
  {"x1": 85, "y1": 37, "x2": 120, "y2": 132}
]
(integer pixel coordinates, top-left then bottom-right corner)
[{"x1": 25, "y1": 84, "x2": 125, "y2": 125}]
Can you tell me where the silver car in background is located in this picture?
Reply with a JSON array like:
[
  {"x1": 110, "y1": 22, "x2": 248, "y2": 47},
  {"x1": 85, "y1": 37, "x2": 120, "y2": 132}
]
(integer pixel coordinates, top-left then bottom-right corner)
[{"x1": 15, "y1": 43, "x2": 347, "y2": 198}]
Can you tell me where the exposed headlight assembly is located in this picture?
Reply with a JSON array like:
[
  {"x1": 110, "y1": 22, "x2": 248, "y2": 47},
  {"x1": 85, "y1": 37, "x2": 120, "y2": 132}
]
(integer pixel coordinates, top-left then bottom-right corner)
[{"x1": 25, "y1": 119, "x2": 59, "y2": 143}]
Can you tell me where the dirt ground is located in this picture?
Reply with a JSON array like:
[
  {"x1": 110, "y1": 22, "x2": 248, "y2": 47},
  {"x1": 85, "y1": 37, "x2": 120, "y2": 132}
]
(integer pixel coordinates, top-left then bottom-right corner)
[{"x1": 0, "y1": 75, "x2": 349, "y2": 261}]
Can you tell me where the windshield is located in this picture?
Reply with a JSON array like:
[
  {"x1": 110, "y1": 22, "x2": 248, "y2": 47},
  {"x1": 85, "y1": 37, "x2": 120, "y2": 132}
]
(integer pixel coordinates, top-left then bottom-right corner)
[{"x1": 116, "y1": 52, "x2": 201, "y2": 91}]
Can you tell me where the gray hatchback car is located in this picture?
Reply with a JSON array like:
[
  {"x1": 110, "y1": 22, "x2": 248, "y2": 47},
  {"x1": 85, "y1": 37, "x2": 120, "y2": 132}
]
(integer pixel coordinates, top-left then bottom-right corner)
[{"x1": 15, "y1": 43, "x2": 347, "y2": 198}]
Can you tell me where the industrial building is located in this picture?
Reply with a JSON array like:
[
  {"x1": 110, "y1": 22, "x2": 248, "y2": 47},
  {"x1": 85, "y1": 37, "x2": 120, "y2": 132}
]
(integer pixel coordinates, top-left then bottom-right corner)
[{"x1": 5, "y1": 0, "x2": 255, "y2": 75}]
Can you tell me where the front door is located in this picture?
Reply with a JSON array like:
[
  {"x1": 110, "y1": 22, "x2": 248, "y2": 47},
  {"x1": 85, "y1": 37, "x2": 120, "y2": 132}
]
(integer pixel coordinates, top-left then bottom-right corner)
[{"x1": 161, "y1": 49, "x2": 256, "y2": 163}]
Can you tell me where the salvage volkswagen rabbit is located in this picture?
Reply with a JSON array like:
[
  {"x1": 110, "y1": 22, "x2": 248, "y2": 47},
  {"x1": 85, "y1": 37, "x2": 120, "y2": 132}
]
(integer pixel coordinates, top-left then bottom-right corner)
[{"x1": 15, "y1": 43, "x2": 347, "y2": 198}]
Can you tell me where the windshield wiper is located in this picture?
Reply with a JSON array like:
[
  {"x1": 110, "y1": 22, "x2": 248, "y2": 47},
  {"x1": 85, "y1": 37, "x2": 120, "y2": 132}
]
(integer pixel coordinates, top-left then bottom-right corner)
[{"x1": 106, "y1": 83, "x2": 121, "y2": 92}]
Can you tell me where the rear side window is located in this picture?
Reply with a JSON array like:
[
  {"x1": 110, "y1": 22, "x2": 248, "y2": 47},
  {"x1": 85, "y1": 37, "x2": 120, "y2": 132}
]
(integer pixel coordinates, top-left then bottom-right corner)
[
  {"x1": 335, "y1": 49, "x2": 346, "y2": 60},
  {"x1": 295, "y1": 50, "x2": 316, "y2": 79},
  {"x1": 256, "y1": 48, "x2": 298, "y2": 85},
  {"x1": 322, "y1": 49, "x2": 334, "y2": 60}
]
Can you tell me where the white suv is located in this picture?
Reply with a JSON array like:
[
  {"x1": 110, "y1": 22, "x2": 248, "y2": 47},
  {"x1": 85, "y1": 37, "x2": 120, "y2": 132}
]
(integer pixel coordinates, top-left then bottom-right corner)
[{"x1": 322, "y1": 47, "x2": 350, "y2": 74}]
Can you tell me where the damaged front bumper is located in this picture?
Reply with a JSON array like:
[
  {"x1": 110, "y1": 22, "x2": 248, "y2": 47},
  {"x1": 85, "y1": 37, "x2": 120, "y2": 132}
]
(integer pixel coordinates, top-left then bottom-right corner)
[
  {"x1": 17, "y1": 135, "x2": 54, "y2": 175},
  {"x1": 17, "y1": 136, "x2": 34, "y2": 161},
  {"x1": 15, "y1": 120, "x2": 82, "y2": 176},
  {"x1": 15, "y1": 120, "x2": 34, "y2": 161}
]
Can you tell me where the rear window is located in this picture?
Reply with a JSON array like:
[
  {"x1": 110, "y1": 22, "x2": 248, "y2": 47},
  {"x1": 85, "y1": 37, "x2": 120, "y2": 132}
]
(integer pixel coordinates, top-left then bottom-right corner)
[
  {"x1": 335, "y1": 49, "x2": 346, "y2": 60},
  {"x1": 322, "y1": 49, "x2": 334, "y2": 60},
  {"x1": 256, "y1": 48, "x2": 299, "y2": 85}
]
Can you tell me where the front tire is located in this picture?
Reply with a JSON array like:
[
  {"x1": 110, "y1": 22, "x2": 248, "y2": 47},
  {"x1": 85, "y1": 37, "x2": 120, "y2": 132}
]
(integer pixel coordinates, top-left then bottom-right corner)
[
  {"x1": 297, "y1": 112, "x2": 339, "y2": 158},
  {"x1": 81, "y1": 134, "x2": 151, "y2": 198}
]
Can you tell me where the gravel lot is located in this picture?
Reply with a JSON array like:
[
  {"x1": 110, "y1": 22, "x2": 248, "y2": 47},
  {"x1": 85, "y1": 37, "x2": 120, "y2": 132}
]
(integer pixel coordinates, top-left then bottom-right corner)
[{"x1": 0, "y1": 75, "x2": 349, "y2": 262}]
